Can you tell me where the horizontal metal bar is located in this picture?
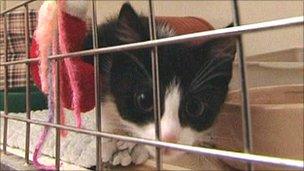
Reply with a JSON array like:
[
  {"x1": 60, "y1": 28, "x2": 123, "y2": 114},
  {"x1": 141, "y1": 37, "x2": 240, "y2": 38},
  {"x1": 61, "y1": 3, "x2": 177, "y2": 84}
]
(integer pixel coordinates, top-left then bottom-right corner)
[
  {"x1": 1, "y1": 0, "x2": 37, "y2": 15},
  {"x1": 1, "y1": 113, "x2": 303, "y2": 169},
  {"x1": 0, "y1": 58, "x2": 38, "y2": 66},
  {"x1": 0, "y1": 16, "x2": 303, "y2": 67}
]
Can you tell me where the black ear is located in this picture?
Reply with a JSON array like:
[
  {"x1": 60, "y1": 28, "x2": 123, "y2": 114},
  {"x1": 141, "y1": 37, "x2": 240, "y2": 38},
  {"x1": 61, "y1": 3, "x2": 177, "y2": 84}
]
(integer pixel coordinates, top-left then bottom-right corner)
[
  {"x1": 117, "y1": 3, "x2": 143, "y2": 43},
  {"x1": 204, "y1": 37, "x2": 237, "y2": 61}
]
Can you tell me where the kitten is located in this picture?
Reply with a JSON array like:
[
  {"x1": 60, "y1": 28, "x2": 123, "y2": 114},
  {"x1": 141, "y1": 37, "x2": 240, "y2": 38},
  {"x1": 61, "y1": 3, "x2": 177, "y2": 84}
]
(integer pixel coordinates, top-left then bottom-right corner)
[{"x1": 83, "y1": 2, "x2": 236, "y2": 166}]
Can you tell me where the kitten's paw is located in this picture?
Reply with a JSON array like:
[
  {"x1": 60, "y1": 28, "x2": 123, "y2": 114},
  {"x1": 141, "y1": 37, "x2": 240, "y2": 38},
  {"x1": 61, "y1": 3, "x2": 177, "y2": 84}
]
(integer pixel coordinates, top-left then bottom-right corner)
[
  {"x1": 130, "y1": 144, "x2": 150, "y2": 165},
  {"x1": 102, "y1": 139, "x2": 150, "y2": 166}
]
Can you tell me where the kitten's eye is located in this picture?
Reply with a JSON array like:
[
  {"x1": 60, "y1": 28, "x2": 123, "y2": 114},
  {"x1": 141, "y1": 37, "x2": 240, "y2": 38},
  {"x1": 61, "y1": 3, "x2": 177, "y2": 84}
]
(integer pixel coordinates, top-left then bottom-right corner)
[
  {"x1": 186, "y1": 99, "x2": 205, "y2": 117},
  {"x1": 134, "y1": 90, "x2": 153, "y2": 112}
]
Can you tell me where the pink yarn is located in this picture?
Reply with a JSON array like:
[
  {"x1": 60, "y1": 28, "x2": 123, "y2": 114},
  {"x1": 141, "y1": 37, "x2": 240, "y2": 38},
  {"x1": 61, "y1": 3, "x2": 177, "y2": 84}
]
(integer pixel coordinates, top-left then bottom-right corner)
[
  {"x1": 35, "y1": 2, "x2": 57, "y2": 93},
  {"x1": 33, "y1": 11, "x2": 63, "y2": 170},
  {"x1": 32, "y1": 62, "x2": 56, "y2": 170},
  {"x1": 62, "y1": 59, "x2": 82, "y2": 128},
  {"x1": 57, "y1": 2, "x2": 88, "y2": 128}
]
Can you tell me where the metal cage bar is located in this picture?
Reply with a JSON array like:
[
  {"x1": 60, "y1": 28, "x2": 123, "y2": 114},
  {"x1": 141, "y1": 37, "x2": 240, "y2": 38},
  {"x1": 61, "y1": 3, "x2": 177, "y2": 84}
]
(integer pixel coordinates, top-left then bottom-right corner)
[
  {"x1": 0, "y1": 0, "x2": 36, "y2": 16},
  {"x1": 2, "y1": 13, "x2": 8, "y2": 154},
  {"x1": 1, "y1": 113, "x2": 303, "y2": 169},
  {"x1": 148, "y1": 0, "x2": 163, "y2": 170},
  {"x1": 55, "y1": 59, "x2": 61, "y2": 170},
  {"x1": 0, "y1": 0, "x2": 303, "y2": 170},
  {"x1": 91, "y1": 0, "x2": 103, "y2": 170},
  {"x1": 1, "y1": 16, "x2": 302, "y2": 67},
  {"x1": 231, "y1": 0, "x2": 253, "y2": 170},
  {"x1": 24, "y1": 4, "x2": 31, "y2": 165},
  {"x1": 54, "y1": 32, "x2": 61, "y2": 170}
]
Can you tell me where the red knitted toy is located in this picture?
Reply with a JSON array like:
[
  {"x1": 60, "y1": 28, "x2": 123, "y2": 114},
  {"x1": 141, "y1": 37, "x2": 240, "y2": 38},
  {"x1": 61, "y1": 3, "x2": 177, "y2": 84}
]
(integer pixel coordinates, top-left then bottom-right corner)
[
  {"x1": 30, "y1": 1, "x2": 92, "y2": 169},
  {"x1": 30, "y1": 0, "x2": 94, "y2": 129}
]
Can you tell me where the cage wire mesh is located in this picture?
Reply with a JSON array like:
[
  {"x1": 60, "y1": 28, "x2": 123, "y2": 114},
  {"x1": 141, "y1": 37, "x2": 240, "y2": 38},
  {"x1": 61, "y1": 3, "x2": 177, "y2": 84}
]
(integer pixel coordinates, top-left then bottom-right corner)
[{"x1": 0, "y1": 0, "x2": 303, "y2": 170}]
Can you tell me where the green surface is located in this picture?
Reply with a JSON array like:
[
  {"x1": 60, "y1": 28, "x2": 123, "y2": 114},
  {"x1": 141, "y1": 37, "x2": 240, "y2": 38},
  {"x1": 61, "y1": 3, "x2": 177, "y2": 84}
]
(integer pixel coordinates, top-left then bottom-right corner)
[{"x1": 0, "y1": 86, "x2": 47, "y2": 113}]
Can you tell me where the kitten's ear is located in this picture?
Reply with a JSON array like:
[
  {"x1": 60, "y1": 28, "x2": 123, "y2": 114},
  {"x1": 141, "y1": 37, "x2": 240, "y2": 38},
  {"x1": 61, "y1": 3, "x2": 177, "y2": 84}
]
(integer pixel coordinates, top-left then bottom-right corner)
[
  {"x1": 117, "y1": 3, "x2": 143, "y2": 43},
  {"x1": 204, "y1": 37, "x2": 237, "y2": 61}
]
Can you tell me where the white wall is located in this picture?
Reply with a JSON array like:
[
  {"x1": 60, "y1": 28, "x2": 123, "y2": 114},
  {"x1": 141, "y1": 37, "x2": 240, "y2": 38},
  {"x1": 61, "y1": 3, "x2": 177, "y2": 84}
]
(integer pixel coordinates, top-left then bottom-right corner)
[{"x1": 2, "y1": 0, "x2": 303, "y2": 56}]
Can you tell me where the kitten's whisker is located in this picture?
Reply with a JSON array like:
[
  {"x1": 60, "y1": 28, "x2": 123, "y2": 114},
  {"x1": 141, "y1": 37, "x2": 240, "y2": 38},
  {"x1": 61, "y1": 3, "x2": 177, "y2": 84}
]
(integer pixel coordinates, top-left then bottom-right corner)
[
  {"x1": 193, "y1": 59, "x2": 215, "y2": 81},
  {"x1": 191, "y1": 59, "x2": 215, "y2": 85},
  {"x1": 190, "y1": 58, "x2": 231, "y2": 88},
  {"x1": 191, "y1": 72, "x2": 229, "y2": 92},
  {"x1": 201, "y1": 57, "x2": 232, "y2": 79},
  {"x1": 198, "y1": 57, "x2": 232, "y2": 82},
  {"x1": 195, "y1": 72, "x2": 228, "y2": 89}
]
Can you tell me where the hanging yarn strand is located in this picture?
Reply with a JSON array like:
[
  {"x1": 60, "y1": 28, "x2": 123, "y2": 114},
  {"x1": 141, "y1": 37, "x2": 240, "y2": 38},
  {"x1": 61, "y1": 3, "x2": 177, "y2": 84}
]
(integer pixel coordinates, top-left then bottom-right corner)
[
  {"x1": 32, "y1": 1, "x2": 59, "y2": 170},
  {"x1": 35, "y1": 1, "x2": 58, "y2": 93},
  {"x1": 51, "y1": 21, "x2": 68, "y2": 137},
  {"x1": 32, "y1": 61, "x2": 56, "y2": 170},
  {"x1": 61, "y1": 58, "x2": 82, "y2": 128},
  {"x1": 57, "y1": 0, "x2": 90, "y2": 128}
]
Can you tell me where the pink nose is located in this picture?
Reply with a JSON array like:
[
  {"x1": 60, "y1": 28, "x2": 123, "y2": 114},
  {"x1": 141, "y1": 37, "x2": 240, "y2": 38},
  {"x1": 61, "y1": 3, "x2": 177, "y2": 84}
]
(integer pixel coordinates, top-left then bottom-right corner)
[{"x1": 162, "y1": 133, "x2": 177, "y2": 143}]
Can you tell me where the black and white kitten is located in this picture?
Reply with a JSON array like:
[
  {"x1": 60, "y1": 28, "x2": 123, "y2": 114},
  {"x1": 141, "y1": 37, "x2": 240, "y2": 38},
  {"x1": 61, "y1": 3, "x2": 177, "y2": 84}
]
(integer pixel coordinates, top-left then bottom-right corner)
[{"x1": 83, "y1": 2, "x2": 236, "y2": 166}]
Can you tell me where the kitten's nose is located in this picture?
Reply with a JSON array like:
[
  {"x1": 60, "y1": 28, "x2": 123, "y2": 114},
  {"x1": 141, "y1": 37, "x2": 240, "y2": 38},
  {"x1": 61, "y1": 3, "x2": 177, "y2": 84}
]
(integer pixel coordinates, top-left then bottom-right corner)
[{"x1": 162, "y1": 133, "x2": 177, "y2": 143}]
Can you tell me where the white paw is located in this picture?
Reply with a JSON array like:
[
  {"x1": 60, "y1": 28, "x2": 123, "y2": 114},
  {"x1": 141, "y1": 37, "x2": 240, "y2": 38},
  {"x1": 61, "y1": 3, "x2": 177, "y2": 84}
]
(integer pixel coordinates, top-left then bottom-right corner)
[{"x1": 102, "y1": 139, "x2": 150, "y2": 166}]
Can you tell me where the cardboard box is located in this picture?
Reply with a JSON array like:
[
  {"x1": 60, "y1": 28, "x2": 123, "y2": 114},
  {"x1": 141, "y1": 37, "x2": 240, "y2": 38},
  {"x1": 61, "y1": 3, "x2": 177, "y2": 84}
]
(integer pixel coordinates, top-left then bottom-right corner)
[{"x1": 213, "y1": 84, "x2": 303, "y2": 170}]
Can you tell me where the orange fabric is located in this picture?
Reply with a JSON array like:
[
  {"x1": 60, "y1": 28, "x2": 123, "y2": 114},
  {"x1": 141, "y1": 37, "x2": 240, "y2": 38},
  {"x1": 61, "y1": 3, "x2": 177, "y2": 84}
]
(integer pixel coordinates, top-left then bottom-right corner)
[{"x1": 156, "y1": 17, "x2": 214, "y2": 46}]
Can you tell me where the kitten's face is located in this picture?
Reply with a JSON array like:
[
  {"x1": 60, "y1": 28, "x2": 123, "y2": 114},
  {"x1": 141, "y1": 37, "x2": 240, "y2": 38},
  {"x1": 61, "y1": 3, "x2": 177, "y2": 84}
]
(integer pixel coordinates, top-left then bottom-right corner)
[{"x1": 84, "y1": 3, "x2": 236, "y2": 159}]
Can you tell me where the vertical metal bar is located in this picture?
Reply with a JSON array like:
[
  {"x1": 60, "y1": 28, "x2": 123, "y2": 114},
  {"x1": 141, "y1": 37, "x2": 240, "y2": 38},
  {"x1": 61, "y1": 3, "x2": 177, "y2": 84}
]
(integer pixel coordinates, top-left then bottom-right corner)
[
  {"x1": 148, "y1": 0, "x2": 162, "y2": 170},
  {"x1": 53, "y1": 12, "x2": 61, "y2": 169},
  {"x1": 55, "y1": 59, "x2": 61, "y2": 170},
  {"x1": 24, "y1": 4, "x2": 31, "y2": 164},
  {"x1": 91, "y1": 0, "x2": 103, "y2": 170},
  {"x1": 2, "y1": 14, "x2": 8, "y2": 154},
  {"x1": 231, "y1": 0, "x2": 253, "y2": 170}
]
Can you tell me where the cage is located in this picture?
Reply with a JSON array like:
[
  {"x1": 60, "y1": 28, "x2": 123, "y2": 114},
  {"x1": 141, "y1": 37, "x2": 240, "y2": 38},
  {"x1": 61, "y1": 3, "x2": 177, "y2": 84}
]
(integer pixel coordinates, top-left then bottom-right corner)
[{"x1": 0, "y1": 0, "x2": 303, "y2": 170}]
